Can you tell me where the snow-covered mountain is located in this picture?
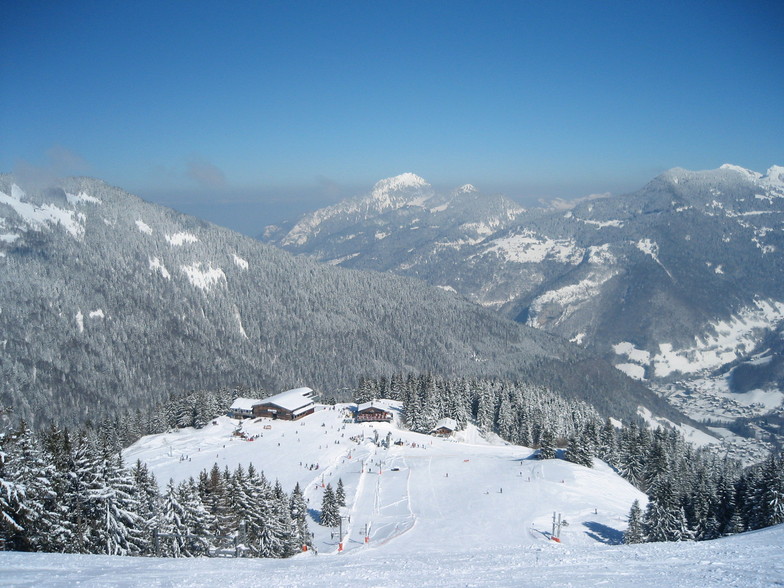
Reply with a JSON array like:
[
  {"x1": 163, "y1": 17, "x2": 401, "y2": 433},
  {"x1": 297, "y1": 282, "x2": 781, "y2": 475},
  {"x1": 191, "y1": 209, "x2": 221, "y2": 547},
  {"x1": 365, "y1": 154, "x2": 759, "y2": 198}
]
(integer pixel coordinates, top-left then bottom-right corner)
[
  {"x1": 0, "y1": 174, "x2": 677, "y2": 428},
  {"x1": 263, "y1": 166, "x2": 784, "y2": 450}
]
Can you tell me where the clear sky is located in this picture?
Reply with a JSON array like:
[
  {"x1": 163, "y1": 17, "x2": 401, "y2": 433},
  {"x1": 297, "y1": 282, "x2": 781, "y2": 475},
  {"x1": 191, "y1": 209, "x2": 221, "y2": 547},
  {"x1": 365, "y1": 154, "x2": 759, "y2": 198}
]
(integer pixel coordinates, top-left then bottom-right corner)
[{"x1": 2, "y1": 0, "x2": 782, "y2": 235}]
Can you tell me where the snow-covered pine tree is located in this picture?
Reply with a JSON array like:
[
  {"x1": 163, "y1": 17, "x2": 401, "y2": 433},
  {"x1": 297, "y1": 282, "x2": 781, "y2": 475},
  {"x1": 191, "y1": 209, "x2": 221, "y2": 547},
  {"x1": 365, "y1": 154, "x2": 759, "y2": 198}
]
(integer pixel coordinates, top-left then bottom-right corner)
[
  {"x1": 177, "y1": 478, "x2": 212, "y2": 556},
  {"x1": 537, "y1": 429, "x2": 556, "y2": 460},
  {"x1": 0, "y1": 425, "x2": 26, "y2": 550},
  {"x1": 624, "y1": 499, "x2": 645, "y2": 544},
  {"x1": 289, "y1": 482, "x2": 311, "y2": 552},
  {"x1": 564, "y1": 433, "x2": 593, "y2": 468},
  {"x1": 159, "y1": 479, "x2": 189, "y2": 557},
  {"x1": 642, "y1": 478, "x2": 693, "y2": 542},
  {"x1": 321, "y1": 483, "x2": 340, "y2": 528},
  {"x1": 336, "y1": 478, "x2": 346, "y2": 508}
]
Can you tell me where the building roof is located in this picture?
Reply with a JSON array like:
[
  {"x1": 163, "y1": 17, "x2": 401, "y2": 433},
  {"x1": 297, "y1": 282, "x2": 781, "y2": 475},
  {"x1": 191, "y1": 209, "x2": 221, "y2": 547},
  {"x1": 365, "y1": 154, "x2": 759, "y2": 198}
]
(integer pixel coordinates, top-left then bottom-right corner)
[
  {"x1": 230, "y1": 397, "x2": 262, "y2": 411},
  {"x1": 432, "y1": 417, "x2": 457, "y2": 432},
  {"x1": 357, "y1": 400, "x2": 392, "y2": 413},
  {"x1": 258, "y1": 387, "x2": 315, "y2": 412}
]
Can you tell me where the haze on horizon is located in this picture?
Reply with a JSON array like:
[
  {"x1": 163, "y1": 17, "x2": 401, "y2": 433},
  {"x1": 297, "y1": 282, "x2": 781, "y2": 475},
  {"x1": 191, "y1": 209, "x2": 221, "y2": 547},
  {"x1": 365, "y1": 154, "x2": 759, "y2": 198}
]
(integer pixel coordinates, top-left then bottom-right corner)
[{"x1": 1, "y1": 0, "x2": 782, "y2": 235}]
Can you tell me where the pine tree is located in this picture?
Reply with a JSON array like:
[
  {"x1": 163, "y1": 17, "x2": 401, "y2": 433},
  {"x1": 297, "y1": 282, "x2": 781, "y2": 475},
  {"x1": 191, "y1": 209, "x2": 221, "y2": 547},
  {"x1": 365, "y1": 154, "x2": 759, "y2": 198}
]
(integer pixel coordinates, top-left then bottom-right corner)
[
  {"x1": 624, "y1": 499, "x2": 645, "y2": 544},
  {"x1": 564, "y1": 433, "x2": 593, "y2": 468},
  {"x1": 159, "y1": 479, "x2": 189, "y2": 557},
  {"x1": 537, "y1": 429, "x2": 556, "y2": 460},
  {"x1": 321, "y1": 483, "x2": 340, "y2": 527},
  {"x1": 289, "y1": 482, "x2": 311, "y2": 552},
  {"x1": 335, "y1": 478, "x2": 346, "y2": 508}
]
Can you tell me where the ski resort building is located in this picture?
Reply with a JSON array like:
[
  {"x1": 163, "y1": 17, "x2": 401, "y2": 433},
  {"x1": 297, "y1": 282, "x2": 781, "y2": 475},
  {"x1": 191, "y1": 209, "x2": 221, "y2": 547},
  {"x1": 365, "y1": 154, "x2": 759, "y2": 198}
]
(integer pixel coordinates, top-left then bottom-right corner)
[
  {"x1": 228, "y1": 397, "x2": 261, "y2": 419},
  {"x1": 356, "y1": 400, "x2": 393, "y2": 423},
  {"x1": 252, "y1": 387, "x2": 316, "y2": 421},
  {"x1": 431, "y1": 417, "x2": 457, "y2": 436}
]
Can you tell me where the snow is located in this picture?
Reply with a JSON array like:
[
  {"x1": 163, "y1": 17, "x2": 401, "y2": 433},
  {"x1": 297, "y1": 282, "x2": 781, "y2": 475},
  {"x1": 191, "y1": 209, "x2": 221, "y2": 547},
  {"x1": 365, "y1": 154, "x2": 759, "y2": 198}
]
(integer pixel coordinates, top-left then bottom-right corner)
[
  {"x1": 88, "y1": 309, "x2": 104, "y2": 319},
  {"x1": 636, "y1": 239, "x2": 674, "y2": 281},
  {"x1": 615, "y1": 363, "x2": 646, "y2": 381},
  {"x1": 652, "y1": 299, "x2": 784, "y2": 377},
  {"x1": 326, "y1": 252, "x2": 360, "y2": 265},
  {"x1": 66, "y1": 191, "x2": 102, "y2": 205},
  {"x1": 526, "y1": 270, "x2": 617, "y2": 327},
  {"x1": 454, "y1": 184, "x2": 477, "y2": 194},
  {"x1": 372, "y1": 172, "x2": 429, "y2": 196},
  {"x1": 232, "y1": 254, "x2": 249, "y2": 270},
  {"x1": 75, "y1": 310, "x2": 84, "y2": 333},
  {"x1": 484, "y1": 230, "x2": 583, "y2": 264},
  {"x1": 587, "y1": 243, "x2": 617, "y2": 265},
  {"x1": 719, "y1": 163, "x2": 763, "y2": 181},
  {"x1": 281, "y1": 174, "x2": 432, "y2": 247},
  {"x1": 581, "y1": 218, "x2": 624, "y2": 229},
  {"x1": 234, "y1": 307, "x2": 249, "y2": 339},
  {"x1": 0, "y1": 232, "x2": 20, "y2": 243},
  {"x1": 257, "y1": 387, "x2": 315, "y2": 412},
  {"x1": 148, "y1": 257, "x2": 171, "y2": 279},
  {"x1": 180, "y1": 263, "x2": 226, "y2": 291},
  {"x1": 165, "y1": 232, "x2": 198, "y2": 246},
  {"x1": 613, "y1": 342, "x2": 652, "y2": 365},
  {"x1": 0, "y1": 185, "x2": 85, "y2": 239},
  {"x1": 135, "y1": 220, "x2": 153, "y2": 235},
  {"x1": 6, "y1": 406, "x2": 781, "y2": 586},
  {"x1": 436, "y1": 284, "x2": 457, "y2": 293},
  {"x1": 229, "y1": 397, "x2": 261, "y2": 412},
  {"x1": 636, "y1": 407, "x2": 719, "y2": 448}
]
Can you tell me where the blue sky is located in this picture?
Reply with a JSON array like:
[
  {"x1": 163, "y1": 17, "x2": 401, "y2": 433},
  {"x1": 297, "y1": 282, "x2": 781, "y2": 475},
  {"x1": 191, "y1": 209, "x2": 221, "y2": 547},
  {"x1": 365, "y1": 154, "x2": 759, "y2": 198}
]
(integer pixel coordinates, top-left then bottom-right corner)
[{"x1": 2, "y1": 1, "x2": 782, "y2": 235}]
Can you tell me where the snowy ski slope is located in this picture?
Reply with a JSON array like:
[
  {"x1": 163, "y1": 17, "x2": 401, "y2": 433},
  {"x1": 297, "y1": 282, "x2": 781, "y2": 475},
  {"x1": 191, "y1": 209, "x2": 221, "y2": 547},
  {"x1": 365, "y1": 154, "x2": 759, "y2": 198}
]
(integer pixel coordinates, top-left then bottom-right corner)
[
  {"x1": 122, "y1": 402, "x2": 645, "y2": 553},
  {"x1": 2, "y1": 402, "x2": 782, "y2": 586}
]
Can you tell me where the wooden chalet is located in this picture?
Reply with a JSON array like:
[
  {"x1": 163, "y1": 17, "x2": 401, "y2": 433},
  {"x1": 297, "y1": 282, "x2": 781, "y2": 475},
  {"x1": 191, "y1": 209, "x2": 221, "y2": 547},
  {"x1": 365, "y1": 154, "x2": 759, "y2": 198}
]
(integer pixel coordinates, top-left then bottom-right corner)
[
  {"x1": 228, "y1": 397, "x2": 261, "y2": 419},
  {"x1": 252, "y1": 387, "x2": 315, "y2": 421},
  {"x1": 356, "y1": 400, "x2": 393, "y2": 423},
  {"x1": 431, "y1": 417, "x2": 457, "y2": 437}
]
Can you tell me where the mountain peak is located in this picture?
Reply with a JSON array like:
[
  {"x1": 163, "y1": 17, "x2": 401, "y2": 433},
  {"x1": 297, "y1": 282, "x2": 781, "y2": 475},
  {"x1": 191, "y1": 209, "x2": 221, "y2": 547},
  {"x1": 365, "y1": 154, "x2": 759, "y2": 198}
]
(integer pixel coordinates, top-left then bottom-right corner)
[
  {"x1": 454, "y1": 184, "x2": 478, "y2": 195},
  {"x1": 718, "y1": 163, "x2": 763, "y2": 181},
  {"x1": 370, "y1": 173, "x2": 429, "y2": 199}
]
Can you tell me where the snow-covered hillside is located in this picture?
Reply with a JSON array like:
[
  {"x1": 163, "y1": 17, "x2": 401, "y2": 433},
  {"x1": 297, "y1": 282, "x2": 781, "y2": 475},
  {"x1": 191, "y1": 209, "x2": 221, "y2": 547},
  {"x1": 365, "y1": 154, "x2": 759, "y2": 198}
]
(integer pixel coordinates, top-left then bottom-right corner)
[
  {"x1": 2, "y1": 403, "x2": 781, "y2": 586},
  {"x1": 124, "y1": 403, "x2": 645, "y2": 555}
]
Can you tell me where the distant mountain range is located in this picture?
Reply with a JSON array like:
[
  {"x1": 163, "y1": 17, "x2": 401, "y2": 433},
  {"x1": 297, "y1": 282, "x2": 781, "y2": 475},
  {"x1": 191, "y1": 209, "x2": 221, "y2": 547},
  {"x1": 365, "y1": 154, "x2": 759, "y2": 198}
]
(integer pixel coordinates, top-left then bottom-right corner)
[
  {"x1": 263, "y1": 165, "x2": 784, "y2": 449},
  {"x1": 0, "y1": 175, "x2": 677, "y2": 428}
]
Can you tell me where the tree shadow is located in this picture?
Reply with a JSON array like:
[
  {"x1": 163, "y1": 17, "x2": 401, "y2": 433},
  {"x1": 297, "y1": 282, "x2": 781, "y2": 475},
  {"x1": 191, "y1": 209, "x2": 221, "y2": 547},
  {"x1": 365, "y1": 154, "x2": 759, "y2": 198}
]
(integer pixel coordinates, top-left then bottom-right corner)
[{"x1": 583, "y1": 521, "x2": 624, "y2": 545}]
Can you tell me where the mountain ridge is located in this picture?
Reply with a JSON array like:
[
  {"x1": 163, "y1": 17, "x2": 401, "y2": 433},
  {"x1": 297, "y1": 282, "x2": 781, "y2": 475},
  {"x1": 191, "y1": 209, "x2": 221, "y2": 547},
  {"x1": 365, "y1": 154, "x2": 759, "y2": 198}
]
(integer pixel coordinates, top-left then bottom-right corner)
[
  {"x1": 262, "y1": 165, "x2": 784, "y2": 452},
  {"x1": 0, "y1": 174, "x2": 679, "y2": 428}
]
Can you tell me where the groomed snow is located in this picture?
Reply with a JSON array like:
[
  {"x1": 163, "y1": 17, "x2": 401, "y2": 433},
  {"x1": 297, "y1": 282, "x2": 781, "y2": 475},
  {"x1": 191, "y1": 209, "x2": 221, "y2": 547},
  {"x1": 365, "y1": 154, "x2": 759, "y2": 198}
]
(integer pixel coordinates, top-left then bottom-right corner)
[{"x1": 4, "y1": 404, "x2": 781, "y2": 586}]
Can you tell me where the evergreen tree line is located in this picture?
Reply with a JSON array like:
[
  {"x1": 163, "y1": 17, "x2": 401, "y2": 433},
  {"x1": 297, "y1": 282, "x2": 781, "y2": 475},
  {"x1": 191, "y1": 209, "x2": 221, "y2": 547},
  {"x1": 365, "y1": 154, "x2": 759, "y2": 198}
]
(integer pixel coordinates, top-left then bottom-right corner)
[
  {"x1": 83, "y1": 386, "x2": 246, "y2": 453},
  {"x1": 360, "y1": 374, "x2": 784, "y2": 544},
  {"x1": 357, "y1": 374, "x2": 601, "y2": 443},
  {"x1": 0, "y1": 422, "x2": 310, "y2": 557}
]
